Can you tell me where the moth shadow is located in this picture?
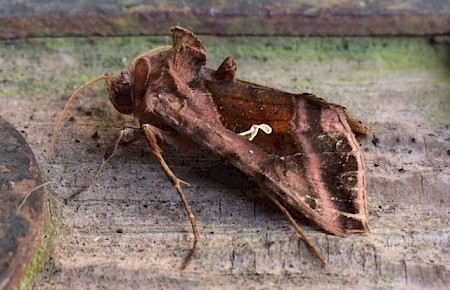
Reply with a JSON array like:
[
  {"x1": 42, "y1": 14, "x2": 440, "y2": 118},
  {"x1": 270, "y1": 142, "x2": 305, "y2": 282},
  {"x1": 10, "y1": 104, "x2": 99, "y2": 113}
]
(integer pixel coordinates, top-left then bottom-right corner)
[{"x1": 195, "y1": 163, "x2": 318, "y2": 231}]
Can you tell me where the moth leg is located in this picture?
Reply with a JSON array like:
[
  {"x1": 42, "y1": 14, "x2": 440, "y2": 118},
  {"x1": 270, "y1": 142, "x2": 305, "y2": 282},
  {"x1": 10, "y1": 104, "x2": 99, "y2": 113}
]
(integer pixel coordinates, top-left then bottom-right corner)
[
  {"x1": 142, "y1": 123, "x2": 199, "y2": 270},
  {"x1": 64, "y1": 127, "x2": 142, "y2": 204},
  {"x1": 264, "y1": 192, "x2": 326, "y2": 267}
]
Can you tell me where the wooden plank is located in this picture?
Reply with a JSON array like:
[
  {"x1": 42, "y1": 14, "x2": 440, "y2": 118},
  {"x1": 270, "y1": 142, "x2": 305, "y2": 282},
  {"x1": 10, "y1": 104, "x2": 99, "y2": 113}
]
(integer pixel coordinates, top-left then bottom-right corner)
[
  {"x1": 0, "y1": 0, "x2": 449, "y2": 39},
  {"x1": 0, "y1": 33, "x2": 449, "y2": 288}
]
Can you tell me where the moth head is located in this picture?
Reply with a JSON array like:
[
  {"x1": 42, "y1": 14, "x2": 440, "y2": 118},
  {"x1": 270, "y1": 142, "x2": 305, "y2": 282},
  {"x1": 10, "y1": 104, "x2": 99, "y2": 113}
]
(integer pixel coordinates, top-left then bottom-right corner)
[{"x1": 107, "y1": 70, "x2": 133, "y2": 114}]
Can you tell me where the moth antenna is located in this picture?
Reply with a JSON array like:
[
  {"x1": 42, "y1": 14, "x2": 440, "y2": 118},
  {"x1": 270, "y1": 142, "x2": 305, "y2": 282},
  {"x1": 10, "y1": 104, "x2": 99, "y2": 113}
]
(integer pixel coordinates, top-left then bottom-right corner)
[
  {"x1": 45, "y1": 75, "x2": 118, "y2": 160},
  {"x1": 130, "y1": 45, "x2": 172, "y2": 67}
]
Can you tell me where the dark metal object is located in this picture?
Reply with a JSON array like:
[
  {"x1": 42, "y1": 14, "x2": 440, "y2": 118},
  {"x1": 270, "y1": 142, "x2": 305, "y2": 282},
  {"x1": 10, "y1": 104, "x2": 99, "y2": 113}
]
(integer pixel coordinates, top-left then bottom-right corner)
[
  {"x1": 0, "y1": 0, "x2": 449, "y2": 39},
  {"x1": 0, "y1": 116, "x2": 48, "y2": 290}
]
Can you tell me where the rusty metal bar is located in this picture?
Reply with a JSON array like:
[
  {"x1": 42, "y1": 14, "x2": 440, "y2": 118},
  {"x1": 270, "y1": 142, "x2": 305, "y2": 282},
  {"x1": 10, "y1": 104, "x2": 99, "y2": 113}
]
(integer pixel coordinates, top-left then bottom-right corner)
[{"x1": 0, "y1": 1, "x2": 449, "y2": 39}]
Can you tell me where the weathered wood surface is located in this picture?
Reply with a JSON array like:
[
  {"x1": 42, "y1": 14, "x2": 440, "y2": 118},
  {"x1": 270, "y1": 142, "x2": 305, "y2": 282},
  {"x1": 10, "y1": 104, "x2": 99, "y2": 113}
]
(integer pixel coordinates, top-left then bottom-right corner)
[
  {"x1": 1, "y1": 0, "x2": 449, "y2": 39},
  {"x1": 0, "y1": 34, "x2": 449, "y2": 289}
]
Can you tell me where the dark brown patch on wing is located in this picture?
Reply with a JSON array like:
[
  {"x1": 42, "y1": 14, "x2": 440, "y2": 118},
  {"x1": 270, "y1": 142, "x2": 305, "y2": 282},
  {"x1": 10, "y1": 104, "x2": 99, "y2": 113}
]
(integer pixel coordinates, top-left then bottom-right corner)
[{"x1": 299, "y1": 99, "x2": 368, "y2": 233}]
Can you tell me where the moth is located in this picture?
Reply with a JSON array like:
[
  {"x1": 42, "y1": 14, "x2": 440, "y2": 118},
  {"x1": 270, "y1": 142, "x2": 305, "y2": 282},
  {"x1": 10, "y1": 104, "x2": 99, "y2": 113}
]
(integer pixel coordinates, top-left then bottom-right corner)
[{"x1": 48, "y1": 26, "x2": 370, "y2": 269}]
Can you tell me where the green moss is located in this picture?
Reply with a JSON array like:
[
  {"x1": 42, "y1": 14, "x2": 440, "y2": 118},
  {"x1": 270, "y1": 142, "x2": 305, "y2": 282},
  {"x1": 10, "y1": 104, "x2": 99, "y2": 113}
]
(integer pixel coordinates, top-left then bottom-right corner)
[
  {"x1": 207, "y1": 36, "x2": 449, "y2": 75},
  {"x1": 18, "y1": 194, "x2": 58, "y2": 290},
  {"x1": 0, "y1": 35, "x2": 448, "y2": 100},
  {"x1": 0, "y1": 36, "x2": 172, "y2": 100}
]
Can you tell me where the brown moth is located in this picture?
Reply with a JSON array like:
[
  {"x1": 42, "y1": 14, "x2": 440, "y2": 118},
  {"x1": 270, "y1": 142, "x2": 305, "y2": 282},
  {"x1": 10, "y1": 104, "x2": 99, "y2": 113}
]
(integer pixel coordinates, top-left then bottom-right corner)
[{"x1": 48, "y1": 26, "x2": 370, "y2": 269}]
